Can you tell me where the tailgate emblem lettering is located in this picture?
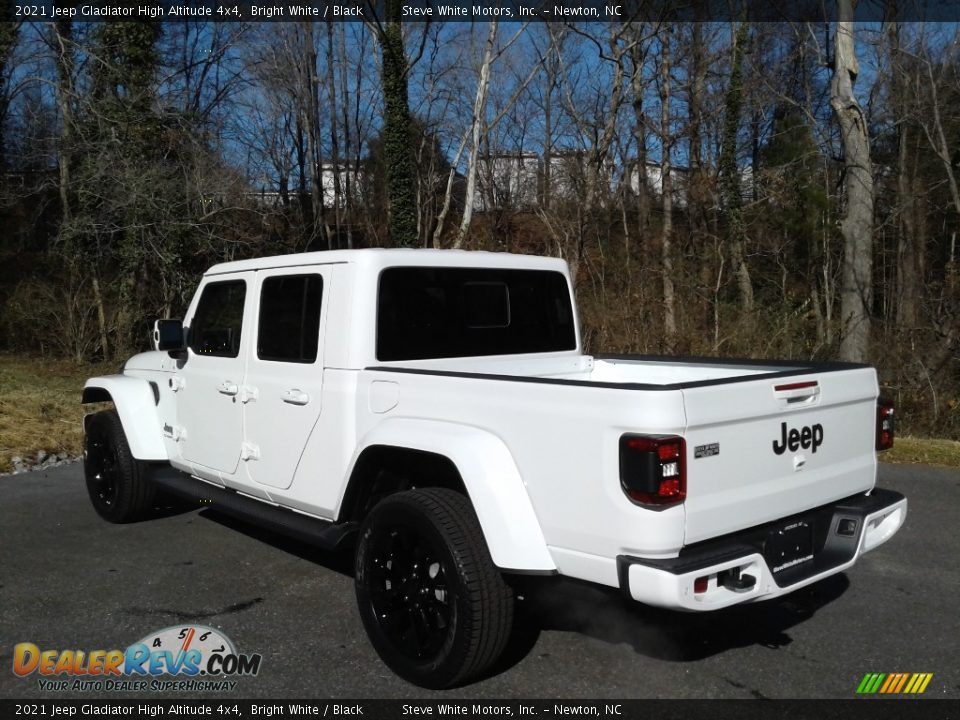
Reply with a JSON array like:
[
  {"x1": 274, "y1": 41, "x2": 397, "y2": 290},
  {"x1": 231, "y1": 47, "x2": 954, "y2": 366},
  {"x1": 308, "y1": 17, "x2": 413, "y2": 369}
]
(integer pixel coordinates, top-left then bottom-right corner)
[
  {"x1": 694, "y1": 443, "x2": 720, "y2": 458},
  {"x1": 773, "y1": 422, "x2": 823, "y2": 455}
]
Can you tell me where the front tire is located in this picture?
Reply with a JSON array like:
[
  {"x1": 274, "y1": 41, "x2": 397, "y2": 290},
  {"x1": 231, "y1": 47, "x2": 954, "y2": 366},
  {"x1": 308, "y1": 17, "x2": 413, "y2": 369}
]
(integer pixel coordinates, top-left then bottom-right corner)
[
  {"x1": 84, "y1": 410, "x2": 155, "y2": 523},
  {"x1": 354, "y1": 488, "x2": 513, "y2": 689}
]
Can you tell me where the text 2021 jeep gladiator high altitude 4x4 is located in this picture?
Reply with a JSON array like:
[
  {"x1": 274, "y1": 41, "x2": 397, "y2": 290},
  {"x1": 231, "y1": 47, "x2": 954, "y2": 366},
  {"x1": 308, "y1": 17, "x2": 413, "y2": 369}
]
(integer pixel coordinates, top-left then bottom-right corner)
[{"x1": 82, "y1": 249, "x2": 906, "y2": 688}]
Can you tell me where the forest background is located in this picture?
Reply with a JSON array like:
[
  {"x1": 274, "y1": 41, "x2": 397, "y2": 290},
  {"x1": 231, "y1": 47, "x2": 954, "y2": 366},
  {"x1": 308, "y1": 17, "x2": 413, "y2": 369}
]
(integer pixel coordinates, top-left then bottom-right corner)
[{"x1": 1, "y1": 8, "x2": 959, "y2": 469}]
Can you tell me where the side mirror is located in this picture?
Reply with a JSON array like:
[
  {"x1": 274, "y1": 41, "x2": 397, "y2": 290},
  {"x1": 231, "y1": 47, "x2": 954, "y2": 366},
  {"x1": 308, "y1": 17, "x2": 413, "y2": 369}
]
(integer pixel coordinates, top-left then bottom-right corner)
[{"x1": 153, "y1": 319, "x2": 185, "y2": 352}]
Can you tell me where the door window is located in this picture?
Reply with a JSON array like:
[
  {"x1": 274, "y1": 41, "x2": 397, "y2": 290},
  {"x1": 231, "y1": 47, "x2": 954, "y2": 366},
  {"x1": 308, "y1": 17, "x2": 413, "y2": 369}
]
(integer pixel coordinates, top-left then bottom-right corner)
[
  {"x1": 188, "y1": 280, "x2": 247, "y2": 358},
  {"x1": 257, "y1": 274, "x2": 324, "y2": 363}
]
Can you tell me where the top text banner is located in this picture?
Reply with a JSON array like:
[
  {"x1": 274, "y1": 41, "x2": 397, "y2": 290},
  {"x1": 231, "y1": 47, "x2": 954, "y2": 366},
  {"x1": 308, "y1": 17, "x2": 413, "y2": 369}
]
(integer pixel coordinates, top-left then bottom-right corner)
[{"x1": 14, "y1": 0, "x2": 960, "y2": 21}]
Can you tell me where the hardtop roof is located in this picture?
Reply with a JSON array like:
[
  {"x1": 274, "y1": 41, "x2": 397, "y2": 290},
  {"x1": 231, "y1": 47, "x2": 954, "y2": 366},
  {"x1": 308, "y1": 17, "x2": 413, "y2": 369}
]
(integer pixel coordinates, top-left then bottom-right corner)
[{"x1": 204, "y1": 248, "x2": 568, "y2": 276}]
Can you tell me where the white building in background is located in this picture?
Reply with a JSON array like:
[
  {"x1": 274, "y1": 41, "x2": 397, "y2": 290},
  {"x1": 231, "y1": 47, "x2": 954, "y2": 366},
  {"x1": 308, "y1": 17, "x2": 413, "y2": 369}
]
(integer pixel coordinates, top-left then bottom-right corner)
[
  {"x1": 473, "y1": 152, "x2": 705, "y2": 212},
  {"x1": 473, "y1": 153, "x2": 541, "y2": 212},
  {"x1": 471, "y1": 151, "x2": 614, "y2": 211},
  {"x1": 632, "y1": 162, "x2": 687, "y2": 203},
  {"x1": 245, "y1": 164, "x2": 362, "y2": 210},
  {"x1": 247, "y1": 189, "x2": 282, "y2": 207},
  {"x1": 738, "y1": 164, "x2": 754, "y2": 202},
  {"x1": 244, "y1": 154, "x2": 751, "y2": 214},
  {"x1": 319, "y1": 163, "x2": 358, "y2": 209},
  {"x1": 627, "y1": 162, "x2": 754, "y2": 208},
  {"x1": 543, "y1": 153, "x2": 589, "y2": 202}
]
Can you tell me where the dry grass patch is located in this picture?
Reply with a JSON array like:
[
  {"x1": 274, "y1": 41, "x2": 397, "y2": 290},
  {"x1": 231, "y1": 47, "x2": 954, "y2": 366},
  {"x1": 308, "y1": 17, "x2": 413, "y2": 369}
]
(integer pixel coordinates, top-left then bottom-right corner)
[
  {"x1": 883, "y1": 436, "x2": 960, "y2": 469},
  {"x1": 0, "y1": 354, "x2": 108, "y2": 473}
]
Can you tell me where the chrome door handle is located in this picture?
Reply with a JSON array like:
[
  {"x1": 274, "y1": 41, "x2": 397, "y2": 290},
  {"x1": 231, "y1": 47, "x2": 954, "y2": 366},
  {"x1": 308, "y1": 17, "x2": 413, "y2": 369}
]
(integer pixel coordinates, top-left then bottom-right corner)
[
  {"x1": 217, "y1": 381, "x2": 239, "y2": 396},
  {"x1": 282, "y1": 389, "x2": 310, "y2": 406}
]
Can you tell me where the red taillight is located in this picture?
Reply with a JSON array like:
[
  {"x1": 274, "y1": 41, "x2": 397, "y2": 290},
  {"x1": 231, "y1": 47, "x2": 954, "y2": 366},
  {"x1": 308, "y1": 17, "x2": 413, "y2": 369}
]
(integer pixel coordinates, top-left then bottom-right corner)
[
  {"x1": 694, "y1": 576, "x2": 709, "y2": 594},
  {"x1": 774, "y1": 380, "x2": 818, "y2": 392},
  {"x1": 619, "y1": 434, "x2": 686, "y2": 506},
  {"x1": 657, "y1": 443, "x2": 679, "y2": 461},
  {"x1": 877, "y1": 400, "x2": 895, "y2": 451}
]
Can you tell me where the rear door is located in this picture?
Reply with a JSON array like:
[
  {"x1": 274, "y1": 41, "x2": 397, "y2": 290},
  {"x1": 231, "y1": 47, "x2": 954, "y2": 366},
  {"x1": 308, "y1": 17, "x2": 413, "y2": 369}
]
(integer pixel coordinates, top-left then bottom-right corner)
[
  {"x1": 681, "y1": 367, "x2": 878, "y2": 544},
  {"x1": 243, "y1": 268, "x2": 330, "y2": 489}
]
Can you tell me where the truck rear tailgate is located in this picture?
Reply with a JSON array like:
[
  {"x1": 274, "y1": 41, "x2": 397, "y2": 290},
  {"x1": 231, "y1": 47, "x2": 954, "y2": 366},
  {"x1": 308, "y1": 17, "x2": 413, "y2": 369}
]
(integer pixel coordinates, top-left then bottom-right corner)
[{"x1": 681, "y1": 366, "x2": 878, "y2": 544}]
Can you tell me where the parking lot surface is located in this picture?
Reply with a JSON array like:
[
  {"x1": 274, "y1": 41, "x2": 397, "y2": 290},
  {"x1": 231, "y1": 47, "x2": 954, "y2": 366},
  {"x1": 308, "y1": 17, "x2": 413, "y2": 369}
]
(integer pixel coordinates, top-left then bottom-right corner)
[{"x1": 1, "y1": 462, "x2": 956, "y2": 699}]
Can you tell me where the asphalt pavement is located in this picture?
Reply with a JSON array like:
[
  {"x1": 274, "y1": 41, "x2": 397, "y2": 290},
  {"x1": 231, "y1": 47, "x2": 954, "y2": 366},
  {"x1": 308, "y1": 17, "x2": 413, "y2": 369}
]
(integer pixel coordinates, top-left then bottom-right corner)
[{"x1": 1, "y1": 462, "x2": 957, "y2": 700}]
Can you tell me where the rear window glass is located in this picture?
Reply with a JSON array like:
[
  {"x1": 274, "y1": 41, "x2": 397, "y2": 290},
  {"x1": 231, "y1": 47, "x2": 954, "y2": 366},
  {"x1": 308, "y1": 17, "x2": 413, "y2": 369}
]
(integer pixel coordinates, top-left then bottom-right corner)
[{"x1": 377, "y1": 267, "x2": 576, "y2": 361}]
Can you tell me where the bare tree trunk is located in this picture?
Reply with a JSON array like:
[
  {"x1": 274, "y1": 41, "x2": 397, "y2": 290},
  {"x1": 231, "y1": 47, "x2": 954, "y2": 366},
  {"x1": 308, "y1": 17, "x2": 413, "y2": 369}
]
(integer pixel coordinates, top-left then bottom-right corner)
[
  {"x1": 0, "y1": 19, "x2": 16, "y2": 176},
  {"x1": 455, "y1": 21, "x2": 498, "y2": 249},
  {"x1": 628, "y1": 25, "x2": 650, "y2": 239},
  {"x1": 292, "y1": 21, "x2": 330, "y2": 249},
  {"x1": 687, "y1": 23, "x2": 713, "y2": 330},
  {"x1": 326, "y1": 20, "x2": 343, "y2": 248},
  {"x1": 659, "y1": 30, "x2": 676, "y2": 346},
  {"x1": 338, "y1": 22, "x2": 354, "y2": 248},
  {"x1": 896, "y1": 116, "x2": 921, "y2": 329},
  {"x1": 91, "y1": 274, "x2": 110, "y2": 359},
  {"x1": 564, "y1": 28, "x2": 626, "y2": 285},
  {"x1": 883, "y1": 21, "x2": 920, "y2": 329},
  {"x1": 54, "y1": 21, "x2": 111, "y2": 359},
  {"x1": 831, "y1": 8, "x2": 874, "y2": 362},
  {"x1": 53, "y1": 21, "x2": 73, "y2": 225},
  {"x1": 431, "y1": 135, "x2": 468, "y2": 248},
  {"x1": 543, "y1": 67, "x2": 553, "y2": 211},
  {"x1": 720, "y1": 21, "x2": 754, "y2": 313},
  {"x1": 688, "y1": 24, "x2": 706, "y2": 222},
  {"x1": 294, "y1": 115, "x2": 311, "y2": 248},
  {"x1": 543, "y1": 27, "x2": 564, "y2": 212},
  {"x1": 436, "y1": 25, "x2": 535, "y2": 249},
  {"x1": 302, "y1": 23, "x2": 327, "y2": 249}
]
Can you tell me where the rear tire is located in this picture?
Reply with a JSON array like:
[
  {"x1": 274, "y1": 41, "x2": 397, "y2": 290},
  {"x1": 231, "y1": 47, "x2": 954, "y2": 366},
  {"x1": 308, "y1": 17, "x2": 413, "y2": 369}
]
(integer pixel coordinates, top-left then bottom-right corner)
[
  {"x1": 354, "y1": 488, "x2": 513, "y2": 688},
  {"x1": 84, "y1": 410, "x2": 155, "y2": 523}
]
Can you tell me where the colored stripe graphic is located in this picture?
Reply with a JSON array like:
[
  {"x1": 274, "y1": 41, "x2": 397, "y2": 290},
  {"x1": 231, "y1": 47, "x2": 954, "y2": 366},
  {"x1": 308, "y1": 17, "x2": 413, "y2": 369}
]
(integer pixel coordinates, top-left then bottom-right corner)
[
  {"x1": 879, "y1": 674, "x2": 897, "y2": 693},
  {"x1": 893, "y1": 673, "x2": 909, "y2": 693},
  {"x1": 857, "y1": 673, "x2": 933, "y2": 695},
  {"x1": 856, "y1": 674, "x2": 874, "y2": 694}
]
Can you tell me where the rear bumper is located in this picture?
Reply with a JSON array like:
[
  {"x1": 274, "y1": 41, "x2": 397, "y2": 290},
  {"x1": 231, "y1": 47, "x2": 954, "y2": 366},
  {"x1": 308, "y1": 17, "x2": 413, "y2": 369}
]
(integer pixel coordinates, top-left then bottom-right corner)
[{"x1": 617, "y1": 487, "x2": 906, "y2": 611}]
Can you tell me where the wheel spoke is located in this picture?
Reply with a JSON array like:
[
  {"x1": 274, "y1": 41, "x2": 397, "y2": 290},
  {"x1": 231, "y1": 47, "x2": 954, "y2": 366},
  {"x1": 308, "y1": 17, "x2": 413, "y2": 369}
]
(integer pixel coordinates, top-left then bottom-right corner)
[
  {"x1": 87, "y1": 435, "x2": 118, "y2": 505},
  {"x1": 406, "y1": 606, "x2": 426, "y2": 654},
  {"x1": 363, "y1": 518, "x2": 455, "y2": 661}
]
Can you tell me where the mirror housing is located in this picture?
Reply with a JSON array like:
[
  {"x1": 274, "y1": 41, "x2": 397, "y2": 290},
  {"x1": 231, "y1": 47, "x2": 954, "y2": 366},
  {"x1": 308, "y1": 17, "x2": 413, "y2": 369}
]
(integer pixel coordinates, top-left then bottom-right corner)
[{"x1": 153, "y1": 319, "x2": 185, "y2": 353}]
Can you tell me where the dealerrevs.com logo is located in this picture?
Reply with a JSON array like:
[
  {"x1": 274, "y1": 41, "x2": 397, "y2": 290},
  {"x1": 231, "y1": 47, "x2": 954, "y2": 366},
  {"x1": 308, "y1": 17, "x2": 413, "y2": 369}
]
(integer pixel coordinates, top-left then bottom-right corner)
[{"x1": 12, "y1": 624, "x2": 262, "y2": 692}]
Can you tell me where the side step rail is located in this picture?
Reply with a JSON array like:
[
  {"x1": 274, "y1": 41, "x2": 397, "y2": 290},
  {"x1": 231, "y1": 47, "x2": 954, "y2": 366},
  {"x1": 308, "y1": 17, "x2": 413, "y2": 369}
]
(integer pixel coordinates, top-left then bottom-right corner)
[{"x1": 149, "y1": 466, "x2": 357, "y2": 550}]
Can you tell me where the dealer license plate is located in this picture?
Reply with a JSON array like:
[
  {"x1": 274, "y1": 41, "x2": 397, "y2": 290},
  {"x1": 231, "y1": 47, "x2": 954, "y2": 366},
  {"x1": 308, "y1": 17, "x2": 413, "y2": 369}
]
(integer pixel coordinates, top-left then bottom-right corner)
[{"x1": 765, "y1": 520, "x2": 813, "y2": 574}]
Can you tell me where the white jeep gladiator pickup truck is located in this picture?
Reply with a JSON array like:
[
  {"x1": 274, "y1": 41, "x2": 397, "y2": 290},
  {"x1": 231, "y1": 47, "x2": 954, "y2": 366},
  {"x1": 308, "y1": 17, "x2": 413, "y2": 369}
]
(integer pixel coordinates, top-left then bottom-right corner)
[{"x1": 82, "y1": 249, "x2": 906, "y2": 688}]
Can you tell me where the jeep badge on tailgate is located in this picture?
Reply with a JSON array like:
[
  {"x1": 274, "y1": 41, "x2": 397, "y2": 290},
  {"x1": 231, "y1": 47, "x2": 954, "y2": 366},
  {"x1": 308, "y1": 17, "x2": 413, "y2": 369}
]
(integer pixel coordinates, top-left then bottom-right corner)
[{"x1": 773, "y1": 422, "x2": 824, "y2": 455}]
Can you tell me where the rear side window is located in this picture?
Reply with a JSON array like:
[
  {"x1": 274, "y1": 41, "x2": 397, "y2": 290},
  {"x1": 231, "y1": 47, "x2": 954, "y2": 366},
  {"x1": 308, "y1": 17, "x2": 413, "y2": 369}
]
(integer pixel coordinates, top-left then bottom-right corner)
[
  {"x1": 257, "y1": 274, "x2": 323, "y2": 363},
  {"x1": 377, "y1": 267, "x2": 576, "y2": 361},
  {"x1": 189, "y1": 280, "x2": 246, "y2": 358}
]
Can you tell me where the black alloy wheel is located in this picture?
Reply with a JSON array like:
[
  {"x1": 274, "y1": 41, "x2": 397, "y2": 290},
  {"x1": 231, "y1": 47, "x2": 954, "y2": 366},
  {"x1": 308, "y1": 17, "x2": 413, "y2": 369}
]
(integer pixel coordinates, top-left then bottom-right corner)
[
  {"x1": 365, "y1": 515, "x2": 453, "y2": 660},
  {"x1": 83, "y1": 410, "x2": 155, "y2": 523},
  {"x1": 355, "y1": 488, "x2": 513, "y2": 689}
]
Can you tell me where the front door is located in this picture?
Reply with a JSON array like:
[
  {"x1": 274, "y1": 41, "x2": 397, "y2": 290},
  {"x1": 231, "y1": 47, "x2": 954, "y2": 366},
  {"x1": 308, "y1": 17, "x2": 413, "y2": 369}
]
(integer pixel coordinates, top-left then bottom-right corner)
[
  {"x1": 177, "y1": 275, "x2": 252, "y2": 477},
  {"x1": 243, "y1": 268, "x2": 329, "y2": 489}
]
